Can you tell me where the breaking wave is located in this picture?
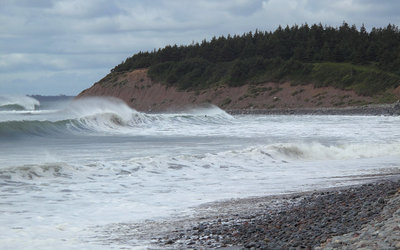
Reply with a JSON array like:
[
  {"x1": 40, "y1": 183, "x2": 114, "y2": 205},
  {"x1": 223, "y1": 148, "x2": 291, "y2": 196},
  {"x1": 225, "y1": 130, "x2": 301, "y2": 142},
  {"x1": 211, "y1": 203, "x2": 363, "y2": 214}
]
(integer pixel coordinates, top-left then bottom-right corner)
[
  {"x1": 0, "y1": 97, "x2": 233, "y2": 137},
  {"x1": 0, "y1": 163, "x2": 75, "y2": 181},
  {"x1": 105, "y1": 142, "x2": 400, "y2": 181},
  {"x1": 0, "y1": 95, "x2": 40, "y2": 111},
  {"x1": 247, "y1": 143, "x2": 400, "y2": 161},
  {"x1": 3, "y1": 142, "x2": 399, "y2": 182}
]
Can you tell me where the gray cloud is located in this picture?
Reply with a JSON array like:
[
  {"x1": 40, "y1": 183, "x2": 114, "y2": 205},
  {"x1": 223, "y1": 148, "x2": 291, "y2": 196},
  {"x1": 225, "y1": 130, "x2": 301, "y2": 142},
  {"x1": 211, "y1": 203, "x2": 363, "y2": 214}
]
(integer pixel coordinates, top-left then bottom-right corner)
[{"x1": 0, "y1": 0, "x2": 399, "y2": 95}]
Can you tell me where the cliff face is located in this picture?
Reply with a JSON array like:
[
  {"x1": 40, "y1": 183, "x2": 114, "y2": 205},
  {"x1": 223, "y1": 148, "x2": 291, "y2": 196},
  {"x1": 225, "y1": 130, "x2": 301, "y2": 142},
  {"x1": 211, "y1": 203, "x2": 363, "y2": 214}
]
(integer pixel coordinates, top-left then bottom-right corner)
[{"x1": 78, "y1": 68, "x2": 388, "y2": 112}]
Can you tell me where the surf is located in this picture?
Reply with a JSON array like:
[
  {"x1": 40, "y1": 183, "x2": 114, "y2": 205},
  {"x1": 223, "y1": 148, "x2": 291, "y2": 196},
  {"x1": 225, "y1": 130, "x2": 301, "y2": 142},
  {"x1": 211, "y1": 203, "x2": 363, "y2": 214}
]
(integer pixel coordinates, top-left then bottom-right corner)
[
  {"x1": 0, "y1": 95, "x2": 40, "y2": 111},
  {"x1": 0, "y1": 97, "x2": 234, "y2": 138}
]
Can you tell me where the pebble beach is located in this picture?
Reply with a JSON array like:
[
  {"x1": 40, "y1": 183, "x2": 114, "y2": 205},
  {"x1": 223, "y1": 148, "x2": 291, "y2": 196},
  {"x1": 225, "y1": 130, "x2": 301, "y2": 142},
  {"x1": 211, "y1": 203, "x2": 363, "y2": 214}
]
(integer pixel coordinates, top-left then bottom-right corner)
[
  {"x1": 144, "y1": 177, "x2": 400, "y2": 249},
  {"x1": 228, "y1": 102, "x2": 400, "y2": 116}
]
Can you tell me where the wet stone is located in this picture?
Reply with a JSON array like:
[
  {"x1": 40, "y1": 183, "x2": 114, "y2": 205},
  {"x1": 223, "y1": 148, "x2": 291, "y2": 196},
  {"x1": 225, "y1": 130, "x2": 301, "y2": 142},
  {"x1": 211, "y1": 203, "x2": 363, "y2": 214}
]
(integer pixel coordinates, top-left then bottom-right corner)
[{"x1": 149, "y1": 179, "x2": 400, "y2": 249}]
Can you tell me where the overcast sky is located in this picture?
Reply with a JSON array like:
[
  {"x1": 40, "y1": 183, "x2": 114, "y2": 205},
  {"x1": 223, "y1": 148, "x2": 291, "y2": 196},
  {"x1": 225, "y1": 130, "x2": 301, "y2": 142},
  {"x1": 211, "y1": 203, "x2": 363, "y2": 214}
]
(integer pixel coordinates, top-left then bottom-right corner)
[{"x1": 1, "y1": 0, "x2": 399, "y2": 95}]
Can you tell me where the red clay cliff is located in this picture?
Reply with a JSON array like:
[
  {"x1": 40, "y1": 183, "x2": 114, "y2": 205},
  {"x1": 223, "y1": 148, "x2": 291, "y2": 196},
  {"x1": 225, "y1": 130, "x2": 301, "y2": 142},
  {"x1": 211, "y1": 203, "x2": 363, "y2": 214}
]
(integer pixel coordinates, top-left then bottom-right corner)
[{"x1": 78, "y1": 68, "x2": 399, "y2": 112}]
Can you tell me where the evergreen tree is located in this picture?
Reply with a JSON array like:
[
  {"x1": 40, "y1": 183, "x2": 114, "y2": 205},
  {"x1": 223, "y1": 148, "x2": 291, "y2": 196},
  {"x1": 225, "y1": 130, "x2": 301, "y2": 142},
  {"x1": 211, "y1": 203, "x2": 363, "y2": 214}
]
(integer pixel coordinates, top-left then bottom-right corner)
[{"x1": 107, "y1": 23, "x2": 400, "y2": 96}]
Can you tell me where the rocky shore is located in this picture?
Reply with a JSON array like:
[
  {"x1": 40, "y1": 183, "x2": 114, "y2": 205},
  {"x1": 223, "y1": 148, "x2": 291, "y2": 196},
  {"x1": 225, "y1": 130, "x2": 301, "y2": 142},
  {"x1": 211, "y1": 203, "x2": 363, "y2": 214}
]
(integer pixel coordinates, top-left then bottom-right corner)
[
  {"x1": 143, "y1": 177, "x2": 400, "y2": 249},
  {"x1": 228, "y1": 102, "x2": 400, "y2": 116},
  {"x1": 318, "y1": 185, "x2": 400, "y2": 250}
]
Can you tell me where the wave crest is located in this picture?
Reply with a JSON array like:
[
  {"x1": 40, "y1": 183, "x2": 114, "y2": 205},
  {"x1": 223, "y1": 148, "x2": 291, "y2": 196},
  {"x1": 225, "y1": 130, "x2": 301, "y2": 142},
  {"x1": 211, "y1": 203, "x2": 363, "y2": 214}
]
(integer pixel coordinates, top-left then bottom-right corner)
[
  {"x1": 266, "y1": 142, "x2": 400, "y2": 160},
  {"x1": 0, "y1": 97, "x2": 234, "y2": 137},
  {"x1": 0, "y1": 95, "x2": 40, "y2": 111},
  {"x1": 0, "y1": 163, "x2": 73, "y2": 181}
]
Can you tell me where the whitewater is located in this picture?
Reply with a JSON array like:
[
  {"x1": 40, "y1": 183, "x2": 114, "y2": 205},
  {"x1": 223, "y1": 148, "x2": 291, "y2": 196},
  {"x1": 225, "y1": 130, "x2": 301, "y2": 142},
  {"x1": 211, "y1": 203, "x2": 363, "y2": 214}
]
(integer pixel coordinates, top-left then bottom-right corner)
[{"x1": 0, "y1": 96, "x2": 399, "y2": 249}]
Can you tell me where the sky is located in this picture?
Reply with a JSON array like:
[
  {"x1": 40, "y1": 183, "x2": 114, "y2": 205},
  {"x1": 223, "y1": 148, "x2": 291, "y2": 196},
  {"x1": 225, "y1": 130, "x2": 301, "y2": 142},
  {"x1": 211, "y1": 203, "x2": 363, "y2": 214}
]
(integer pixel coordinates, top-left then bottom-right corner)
[{"x1": 1, "y1": 0, "x2": 399, "y2": 96}]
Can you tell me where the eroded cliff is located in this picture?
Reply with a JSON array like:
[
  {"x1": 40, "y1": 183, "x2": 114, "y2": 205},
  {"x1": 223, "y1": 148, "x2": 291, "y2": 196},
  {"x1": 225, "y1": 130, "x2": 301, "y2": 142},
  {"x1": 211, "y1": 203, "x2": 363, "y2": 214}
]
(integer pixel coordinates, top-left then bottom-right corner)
[{"x1": 78, "y1": 68, "x2": 396, "y2": 112}]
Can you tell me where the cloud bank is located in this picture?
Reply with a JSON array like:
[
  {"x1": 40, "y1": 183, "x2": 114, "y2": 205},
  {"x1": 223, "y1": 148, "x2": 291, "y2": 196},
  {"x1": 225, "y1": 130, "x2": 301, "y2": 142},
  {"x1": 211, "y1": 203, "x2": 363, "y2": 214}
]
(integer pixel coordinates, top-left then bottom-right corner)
[{"x1": 1, "y1": 0, "x2": 399, "y2": 95}]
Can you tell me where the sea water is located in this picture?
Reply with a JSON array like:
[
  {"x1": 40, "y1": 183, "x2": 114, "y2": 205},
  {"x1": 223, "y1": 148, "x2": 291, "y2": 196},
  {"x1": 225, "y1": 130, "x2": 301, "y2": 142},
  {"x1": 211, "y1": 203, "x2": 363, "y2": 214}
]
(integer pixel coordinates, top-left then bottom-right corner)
[{"x1": 0, "y1": 96, "x2": 399, "y2": 249}]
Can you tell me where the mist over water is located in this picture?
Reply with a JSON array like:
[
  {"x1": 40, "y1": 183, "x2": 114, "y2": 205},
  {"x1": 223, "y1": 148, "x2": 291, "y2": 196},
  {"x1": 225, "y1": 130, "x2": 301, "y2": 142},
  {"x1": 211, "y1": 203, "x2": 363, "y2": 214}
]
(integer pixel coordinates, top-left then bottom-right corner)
[{"x1": 1, "y1": 96, "x2": 399, "y2": 249}]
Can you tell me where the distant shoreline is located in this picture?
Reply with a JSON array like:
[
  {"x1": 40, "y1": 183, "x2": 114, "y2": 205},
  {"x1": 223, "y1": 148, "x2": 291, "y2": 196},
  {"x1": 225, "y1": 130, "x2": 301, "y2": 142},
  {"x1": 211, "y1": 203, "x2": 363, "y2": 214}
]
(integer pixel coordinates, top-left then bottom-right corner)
[{"x1": 228, "y1": 102, "x2": 400, "y2": 116}]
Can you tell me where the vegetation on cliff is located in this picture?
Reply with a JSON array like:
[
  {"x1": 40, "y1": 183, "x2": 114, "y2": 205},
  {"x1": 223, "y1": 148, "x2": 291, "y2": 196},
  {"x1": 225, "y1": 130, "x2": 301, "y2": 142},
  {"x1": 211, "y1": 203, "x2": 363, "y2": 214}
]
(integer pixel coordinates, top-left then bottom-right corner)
[{"x1": 105, "y1": 23, "x2": 400, "y2": 96}]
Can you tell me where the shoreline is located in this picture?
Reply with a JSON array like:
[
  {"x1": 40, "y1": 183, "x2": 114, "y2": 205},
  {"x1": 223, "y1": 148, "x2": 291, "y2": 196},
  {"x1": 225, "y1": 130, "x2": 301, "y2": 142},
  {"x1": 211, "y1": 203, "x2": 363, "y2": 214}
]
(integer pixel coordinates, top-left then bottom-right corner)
[
  {"x1": 97, "y1": 175, "x2": 400, "y2": 249},
  {"x1": 227, "y1": 102, "x2": 400, "y2": 116},
  {"x1": 149, "y1": 176, "x2": 400, "y2": 249}
]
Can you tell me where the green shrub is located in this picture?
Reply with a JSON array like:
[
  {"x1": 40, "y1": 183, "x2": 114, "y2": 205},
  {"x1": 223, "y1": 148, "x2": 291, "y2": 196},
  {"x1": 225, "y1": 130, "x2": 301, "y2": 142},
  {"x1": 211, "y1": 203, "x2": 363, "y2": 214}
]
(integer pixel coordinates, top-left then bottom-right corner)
[{"x1": 221, "y1": 97, "x2": 232, "y2": 106}]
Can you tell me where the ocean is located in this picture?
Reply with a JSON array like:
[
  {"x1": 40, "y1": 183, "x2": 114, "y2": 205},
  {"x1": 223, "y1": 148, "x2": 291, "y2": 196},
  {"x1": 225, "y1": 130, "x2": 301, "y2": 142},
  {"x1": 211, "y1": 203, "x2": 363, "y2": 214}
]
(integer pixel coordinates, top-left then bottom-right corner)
[{"x1": 0, "y1": 95, "x2": 399, "y2": 249}]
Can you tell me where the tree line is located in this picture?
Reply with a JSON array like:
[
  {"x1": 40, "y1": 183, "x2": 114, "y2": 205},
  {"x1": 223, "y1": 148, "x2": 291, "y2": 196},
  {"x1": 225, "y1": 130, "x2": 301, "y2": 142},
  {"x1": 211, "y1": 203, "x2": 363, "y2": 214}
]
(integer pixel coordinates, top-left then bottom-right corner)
[{"x1": 105, "y1": 23, "x2": 400, "y2": 96}]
